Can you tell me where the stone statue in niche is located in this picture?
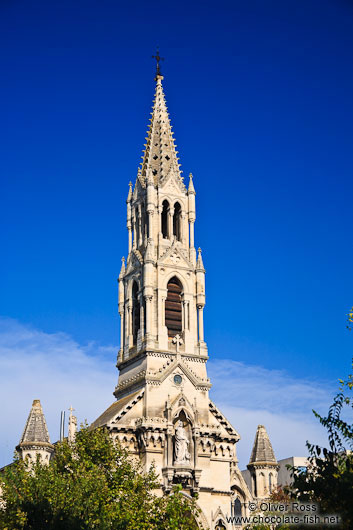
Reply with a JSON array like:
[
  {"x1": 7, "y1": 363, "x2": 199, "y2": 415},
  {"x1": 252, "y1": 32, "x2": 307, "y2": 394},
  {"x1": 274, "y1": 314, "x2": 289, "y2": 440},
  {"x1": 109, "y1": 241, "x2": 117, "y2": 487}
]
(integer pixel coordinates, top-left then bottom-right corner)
[{"x1": 174, "y1": 420, "x2": 191, "y2": 465}]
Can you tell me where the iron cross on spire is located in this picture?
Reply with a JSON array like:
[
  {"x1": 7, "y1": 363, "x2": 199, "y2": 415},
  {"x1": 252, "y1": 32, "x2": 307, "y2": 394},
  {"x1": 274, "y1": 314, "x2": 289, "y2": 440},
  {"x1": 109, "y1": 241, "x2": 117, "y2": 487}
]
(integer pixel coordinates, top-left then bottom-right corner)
[{"x1": 152, "y1": 48, "x2": 164, "y2": 77}]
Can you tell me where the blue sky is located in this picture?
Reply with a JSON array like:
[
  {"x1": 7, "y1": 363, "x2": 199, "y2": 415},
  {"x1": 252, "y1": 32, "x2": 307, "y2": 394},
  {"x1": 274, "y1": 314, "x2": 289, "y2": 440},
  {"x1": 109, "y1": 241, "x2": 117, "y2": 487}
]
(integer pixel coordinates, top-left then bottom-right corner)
[{"x1": 0, "y1": 0, "x2": 352, "y2": 466}]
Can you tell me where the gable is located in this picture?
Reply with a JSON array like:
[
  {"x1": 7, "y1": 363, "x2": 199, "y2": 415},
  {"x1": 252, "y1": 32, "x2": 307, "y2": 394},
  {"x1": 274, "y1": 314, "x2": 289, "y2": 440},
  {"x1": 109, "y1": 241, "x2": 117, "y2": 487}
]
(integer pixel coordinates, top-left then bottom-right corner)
[{"x1": 209, "y1": 400, "x2": 240, "y2": 440}]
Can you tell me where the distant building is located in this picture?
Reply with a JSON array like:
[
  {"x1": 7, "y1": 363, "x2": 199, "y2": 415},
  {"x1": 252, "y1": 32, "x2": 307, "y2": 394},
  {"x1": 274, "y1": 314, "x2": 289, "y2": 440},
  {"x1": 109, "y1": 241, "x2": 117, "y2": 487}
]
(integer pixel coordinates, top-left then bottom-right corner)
[{"x1": 277, "y1": 456, "x2": 309, "y2": 487}]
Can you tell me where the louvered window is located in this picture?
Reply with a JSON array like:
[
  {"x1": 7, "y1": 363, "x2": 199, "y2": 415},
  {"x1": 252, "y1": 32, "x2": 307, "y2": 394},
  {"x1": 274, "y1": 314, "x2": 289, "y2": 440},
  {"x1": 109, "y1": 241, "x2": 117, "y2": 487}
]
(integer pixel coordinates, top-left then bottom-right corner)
[{"x1": 165, "y1": 277, "x2": 182, "y2": 337}]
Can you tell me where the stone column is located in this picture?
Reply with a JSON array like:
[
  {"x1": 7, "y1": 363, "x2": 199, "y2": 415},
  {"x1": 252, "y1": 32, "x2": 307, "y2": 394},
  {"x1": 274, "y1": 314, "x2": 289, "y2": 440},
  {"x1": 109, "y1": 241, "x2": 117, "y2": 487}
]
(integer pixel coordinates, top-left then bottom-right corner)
[
  {"x1": 181, "y1": 212, "x2": 186, "y2": 244},
  {"x1": 197, "y1": 305, "x2": 204, "y2": 342},
  {"x1": 145, "y1": 295, "x2": 153, "y2": 336},
  {"x1": 138, "y1": 206, "x2": 142, "y2": 247},
  {"x1": 127, "y1": 303, "x2": 133, "y2": 347},
  {"x1": 168, "y1": 209, "x2": 173, "y2": 240},
  {"x1": 140, "y1": 298, "x2": 145, "y2": 338},
  {"x1": 127, "y1": 225, "x2": 132, "y2": 253},
  {"x1": 132, "y1": 213, "x2": 136, "y2": 249},
  {"x1": 183, "y1": 301, "x2": 189, "y2": 331},
  {"x1": 189, "y1": 220, "x2": 195, "y2": 248},
  {"x1": 119, "y1": 310, "x2": 124, "y2": 351}
]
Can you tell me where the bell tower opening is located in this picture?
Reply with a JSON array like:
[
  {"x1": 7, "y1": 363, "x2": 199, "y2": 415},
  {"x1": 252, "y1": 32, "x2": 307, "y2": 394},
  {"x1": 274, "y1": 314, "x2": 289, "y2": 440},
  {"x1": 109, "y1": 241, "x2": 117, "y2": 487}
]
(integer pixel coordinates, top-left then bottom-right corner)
[
  {"x1": 161, "y1": 200, "x2": 169, "y2": 238},
  {"x1": 165, "y1": 276, "x2": 182, "y2": 337},
  {"x1": 173, "y1": 202, "x2": 181, "y2": 241},
  {"x1": 132, "y1": 281, "x2": 140, "y2": 344}
]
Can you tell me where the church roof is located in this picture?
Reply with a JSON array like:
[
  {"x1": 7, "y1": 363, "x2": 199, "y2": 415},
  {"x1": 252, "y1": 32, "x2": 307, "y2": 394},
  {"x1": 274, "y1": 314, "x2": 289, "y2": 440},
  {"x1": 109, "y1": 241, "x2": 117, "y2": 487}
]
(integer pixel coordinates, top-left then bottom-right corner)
[
  {"x1": 139, "y1": 74, "x2": 183, "y2": 187},
  {"x1": 19, "y1": 399, "x2": 51, "y2": 444},
  {"x1": 249, "y1": 424, "x2": 277, "y2": 464},
  {"x1": 90, "y1": 390, "x2": 142, "y2": 429}
]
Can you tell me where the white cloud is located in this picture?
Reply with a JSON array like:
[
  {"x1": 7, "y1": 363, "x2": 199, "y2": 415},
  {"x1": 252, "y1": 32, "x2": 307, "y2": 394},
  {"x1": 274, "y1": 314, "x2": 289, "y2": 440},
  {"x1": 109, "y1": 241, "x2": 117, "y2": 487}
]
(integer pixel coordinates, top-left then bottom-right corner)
[
  {"x1": 0, "y1": 318, "x2": 116, "y2": 468},
  {"x1": 0, "y1": 318, "x2": 333, "y2": 469},
  {"x1": 208, "y1": 360, "x2": 333, "y2": 467}
]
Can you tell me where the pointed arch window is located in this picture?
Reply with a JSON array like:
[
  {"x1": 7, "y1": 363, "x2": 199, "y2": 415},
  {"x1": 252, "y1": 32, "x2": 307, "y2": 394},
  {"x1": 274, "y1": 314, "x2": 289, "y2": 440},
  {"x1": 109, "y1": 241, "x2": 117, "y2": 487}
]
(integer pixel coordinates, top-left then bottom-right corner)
[
  {"x1": 132, "y1": 281, "x2": 140, "y2": 344},
  {"x1": 173, "y1": 202, "x2": 182, "y2": 241},
  {"x1": 233, "y1": 498, "x2": 242, "y2": 517},
  {"x1": 165, "y1": 277, "x2": 182, "y2": 337},
  {"x1": 253, "y1": 474, "x2": 257, "y2": 498},
  {"x1": 269, "y1": 472, "x2": 273, "y2": 493},
  {"x1": 161, "y1": 200, "x2": 169, "y2": 239}
]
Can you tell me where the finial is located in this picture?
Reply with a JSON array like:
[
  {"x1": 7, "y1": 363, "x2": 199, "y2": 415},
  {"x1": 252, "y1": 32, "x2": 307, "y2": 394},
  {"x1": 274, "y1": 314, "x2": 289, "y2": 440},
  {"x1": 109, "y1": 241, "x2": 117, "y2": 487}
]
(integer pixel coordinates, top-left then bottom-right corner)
[
  {"x1": 188, "y1": 173, "x2": 195, "y2": 194},
  {"x1": 119, "y1": 257, "x2": 126, "y2": 278},
  {"x1": 152, "y1": 48, "x2": 164, "y2": 78},
  {"x1": 68, "y1": 405, "x2": 75, "y2": 415},
  {"x1": 198, "y1": 247, "x2": 202, "y2": 254},
  {"x1": 127, "y1": 182, "x2": 133, "y2": 202}
]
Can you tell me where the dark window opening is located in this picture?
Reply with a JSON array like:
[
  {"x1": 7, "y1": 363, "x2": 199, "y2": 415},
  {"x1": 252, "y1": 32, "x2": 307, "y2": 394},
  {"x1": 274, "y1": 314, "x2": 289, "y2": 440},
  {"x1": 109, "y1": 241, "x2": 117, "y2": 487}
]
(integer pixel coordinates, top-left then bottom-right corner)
[
  {"x1": 132, "y1": 282, "x2": 140, "y2": 344},
  {"x1": 234, "y1": 498, "x2": 242, "y2": 516},
  {"x1": 161, "y1": 200, "x2": 169, "y2": 239},
  {"x1": 165, "y1": 277, "x2": 182, "y2": 338},
  {"x1": 173, "y1": 202, "x2": 181, "y2": 241}
]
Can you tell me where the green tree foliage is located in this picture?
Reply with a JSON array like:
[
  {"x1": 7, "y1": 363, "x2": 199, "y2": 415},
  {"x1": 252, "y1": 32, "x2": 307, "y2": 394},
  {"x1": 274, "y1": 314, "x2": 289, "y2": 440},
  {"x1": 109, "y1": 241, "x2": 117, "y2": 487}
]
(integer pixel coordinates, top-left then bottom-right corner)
[
  {"x1": 0, "y1": 426, "x2": 201, "y2": 530},
  {"x1": 290, "y1": 356, "x2": 353, "y2": 530}
]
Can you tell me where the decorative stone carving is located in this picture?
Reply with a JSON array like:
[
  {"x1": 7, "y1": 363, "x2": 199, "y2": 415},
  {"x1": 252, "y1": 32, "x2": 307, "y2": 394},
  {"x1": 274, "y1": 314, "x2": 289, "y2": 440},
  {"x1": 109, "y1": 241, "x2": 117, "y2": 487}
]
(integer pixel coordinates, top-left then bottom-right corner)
[{"x1": 174, "y1": 420, "x2": 191, "y2": 465}]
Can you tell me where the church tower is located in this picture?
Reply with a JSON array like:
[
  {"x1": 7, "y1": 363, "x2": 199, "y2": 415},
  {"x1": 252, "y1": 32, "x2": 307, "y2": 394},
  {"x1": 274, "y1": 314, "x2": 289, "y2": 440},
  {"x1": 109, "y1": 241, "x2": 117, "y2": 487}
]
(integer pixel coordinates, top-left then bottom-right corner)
[{"x1": 92, "y1": 65, "x2": 251, "y2": 528}]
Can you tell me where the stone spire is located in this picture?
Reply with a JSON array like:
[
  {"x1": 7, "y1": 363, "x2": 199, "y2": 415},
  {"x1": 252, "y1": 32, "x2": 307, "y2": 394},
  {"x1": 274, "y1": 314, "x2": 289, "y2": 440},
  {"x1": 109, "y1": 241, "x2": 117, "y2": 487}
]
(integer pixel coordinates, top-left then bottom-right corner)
[
  {"x1": 249, "y1": 424, "x2": 277, "y2": 464},
  {"x1": 139, "y1": 74, "x2": 182, "y2": 186},
  {"x1": 17, "y1": 399, "x2": 54, "y2": 463},
  {"x1": 247, "y1": 424, "x2": 279, "y2": 499}
]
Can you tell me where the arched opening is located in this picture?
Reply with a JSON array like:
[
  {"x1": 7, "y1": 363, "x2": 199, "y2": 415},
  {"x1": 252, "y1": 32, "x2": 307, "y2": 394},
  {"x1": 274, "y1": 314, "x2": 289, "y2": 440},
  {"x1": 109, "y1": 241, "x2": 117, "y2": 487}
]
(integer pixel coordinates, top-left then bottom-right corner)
[
  {"x1": 132, "y1": 281, "x2": 140, "y2": 344},
  {"x1": 161, "y1": 200, "x2": 169, "y2": 238},
  {"x1": 234, "y1": 498, "x2": 242, "y2": 516},
  {"x1": 253, "y1": 474, "x2": 257, "y2": 498},
  {"x1": 173, "y1": 202, "x2": 182, "y2": 241},
  {"x1": 165, "y1": 276, "x2": 182, "y2": 337},
  {"x1": 260, "y1": 472, "x2": 266, "y2": 495},
  {"x1": 269, "y1": 472, "x2": 273, "y2": 493}
]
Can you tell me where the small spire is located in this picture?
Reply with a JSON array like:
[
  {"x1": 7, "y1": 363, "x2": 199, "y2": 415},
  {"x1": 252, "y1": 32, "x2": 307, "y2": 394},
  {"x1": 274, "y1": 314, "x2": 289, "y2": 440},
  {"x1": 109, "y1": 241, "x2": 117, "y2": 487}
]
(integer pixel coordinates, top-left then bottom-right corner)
[
  {"x1": 196, "y1": 247, "x2": 205, "y2": 271},
  {"x1": 119, "y1": 257, "x2": 126, "y2": 278},
  {"x1": 188, "y1": 173, "x2": 196, "y2": 194},
  {"x1": 19, "y1": 399, "x2": 51, "y2": 444},
  {"x1": 249, "y1": 425, "x2": 277, "y2": 464},
  {"x1": 127, "y1": 182, "x2": 133, "y2": 202},
  {"x1": 139, "y1": 65, "x2": 185, "y2": 189}
]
